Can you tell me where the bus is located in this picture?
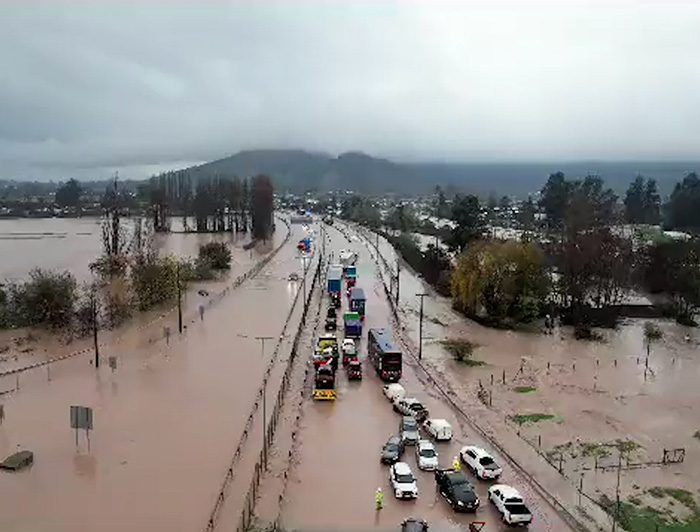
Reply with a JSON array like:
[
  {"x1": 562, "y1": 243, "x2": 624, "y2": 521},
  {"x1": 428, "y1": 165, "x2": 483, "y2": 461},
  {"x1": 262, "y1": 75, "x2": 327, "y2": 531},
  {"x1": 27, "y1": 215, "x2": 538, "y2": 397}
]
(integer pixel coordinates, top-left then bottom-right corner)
[{"x1": 367, "y1": 328, "x2": 402, "y2": 382}]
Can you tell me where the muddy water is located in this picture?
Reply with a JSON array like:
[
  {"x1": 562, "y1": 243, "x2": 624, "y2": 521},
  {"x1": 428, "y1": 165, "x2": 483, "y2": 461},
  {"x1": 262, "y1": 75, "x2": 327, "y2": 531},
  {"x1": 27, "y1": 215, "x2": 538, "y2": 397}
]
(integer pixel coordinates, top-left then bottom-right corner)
[
  {"x1": 0, "y1": 224, "x2": 310, "y2": 532},
  {"x1": 279, "y1": 226, "x2": 573, "y2": 532},
  {"x1": 0, "y1": 217, "x2": 242, "y2": 282},
  {"x1": 369, "y1": 225, "x2": 700, "y2": 527}
]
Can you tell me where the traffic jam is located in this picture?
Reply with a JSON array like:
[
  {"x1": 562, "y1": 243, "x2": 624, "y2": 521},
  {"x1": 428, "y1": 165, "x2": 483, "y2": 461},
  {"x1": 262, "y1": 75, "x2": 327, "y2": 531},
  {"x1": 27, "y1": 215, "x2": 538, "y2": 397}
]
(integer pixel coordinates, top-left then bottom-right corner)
[{"x1": 299, "y1": 230, "x2": 535, "y2": 532}]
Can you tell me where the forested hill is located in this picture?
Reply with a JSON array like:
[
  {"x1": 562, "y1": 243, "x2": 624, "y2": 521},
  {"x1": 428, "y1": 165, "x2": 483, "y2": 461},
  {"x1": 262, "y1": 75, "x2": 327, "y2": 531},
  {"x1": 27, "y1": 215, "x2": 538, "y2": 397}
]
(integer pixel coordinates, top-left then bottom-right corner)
[{"x1": 183, "y1": 150, "x2": 700, "y2": 197}]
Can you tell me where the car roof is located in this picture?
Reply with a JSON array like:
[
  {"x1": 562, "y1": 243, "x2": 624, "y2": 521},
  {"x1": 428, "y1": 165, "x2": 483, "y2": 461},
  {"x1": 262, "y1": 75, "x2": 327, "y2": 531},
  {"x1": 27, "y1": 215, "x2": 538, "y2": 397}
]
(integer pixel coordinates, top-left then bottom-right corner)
[
  {"x1": 426, "y1": 418, "x2": 450, "y2": 427},
  {"x1": 463, "y1": 445, "x2": 490, "y2": 457},
  {"x1": 418, "y1": 440, "x2": 435, "y2": 450},
  {"x1": 385, "y1": 383, "x2": 405, "y2": 391},
  {"x1": 402, "y1": 415, "x2": 417, "y2": 423},
  {"x1": 387, "y1": 435, "x2": 402, "y2": 444},
  {"x1": 490, "y1": 484, "x2": 521, "y2": 497},
  {"x1": 394, "y1": 462, "x2": 412, "y2": 474}
]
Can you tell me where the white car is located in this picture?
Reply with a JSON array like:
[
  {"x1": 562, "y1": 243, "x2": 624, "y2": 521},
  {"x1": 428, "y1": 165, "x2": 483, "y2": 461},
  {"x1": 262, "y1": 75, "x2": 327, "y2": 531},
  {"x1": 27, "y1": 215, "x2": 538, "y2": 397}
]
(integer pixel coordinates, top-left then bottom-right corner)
[
  {"x1": 383, "y1": 383, "x2": 406, "y2": 403},
  {"x1": 389, "y1": 462, "x2": 418, "y2": 499},
  {"x1": 488, "y1": 485, "x2": 533, "y2": 527},
  {"x1": 460, "y1": 446, "x2": 502, "y2": 480},
  {"x1": 342, "y1": 338, "x2": 356, "y2": 355},
  {"x1": 415, "y1": 440, "x2": 439, "y2": 471},
  {"x1": 423, "y1": 419, "x2": 452, "y2": 441}
]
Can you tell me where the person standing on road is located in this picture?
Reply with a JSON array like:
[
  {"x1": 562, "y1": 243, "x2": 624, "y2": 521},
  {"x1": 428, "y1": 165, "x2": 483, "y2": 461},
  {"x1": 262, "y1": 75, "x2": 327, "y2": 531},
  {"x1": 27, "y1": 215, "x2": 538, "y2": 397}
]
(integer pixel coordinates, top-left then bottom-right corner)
[
  {"x1": 375, "y1": 487, "x2": 384, "y2": 510},
  {"x1": 453, "y1": 456, "x2": 461, "y2": 471}
]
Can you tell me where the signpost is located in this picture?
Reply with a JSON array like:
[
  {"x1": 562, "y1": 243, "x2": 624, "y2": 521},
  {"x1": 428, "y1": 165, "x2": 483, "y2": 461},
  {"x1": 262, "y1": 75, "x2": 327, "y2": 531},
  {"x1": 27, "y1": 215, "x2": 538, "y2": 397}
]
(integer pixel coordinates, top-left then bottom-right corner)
[
  {"x1": 70, "y1": 405, "x2": 94, "y2": 451},
  {"x1": 108, "y1": 356, "x2": 117, "y2": 372}
]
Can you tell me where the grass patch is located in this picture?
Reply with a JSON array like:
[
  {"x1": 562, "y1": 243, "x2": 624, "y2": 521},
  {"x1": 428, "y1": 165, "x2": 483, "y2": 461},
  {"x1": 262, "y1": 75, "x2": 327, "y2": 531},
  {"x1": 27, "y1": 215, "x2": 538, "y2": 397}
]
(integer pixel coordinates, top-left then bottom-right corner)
[
  {"x1": 581, "y1": 442, "x2": 612, "y2": 458},
  {"x1": 514, "y1": 386, "x2": 537, "y2": 393},
  {"x1": 600, "y1": 488, "x2": 700, "y2": 532},
  {"x1": 511, "y1": 413, "x2": 556, "y2": 425},
  {"x1": 441, "y1": 339, "x2": 484, "y2": 366}
]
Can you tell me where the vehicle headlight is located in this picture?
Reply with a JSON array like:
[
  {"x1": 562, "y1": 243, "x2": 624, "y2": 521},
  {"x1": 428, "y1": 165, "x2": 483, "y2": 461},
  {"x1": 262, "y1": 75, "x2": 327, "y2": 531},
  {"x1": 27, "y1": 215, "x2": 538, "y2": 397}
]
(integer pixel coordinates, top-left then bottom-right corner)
[{"x1": 457, "y1": 501, "x2": 464, "y2": 506}]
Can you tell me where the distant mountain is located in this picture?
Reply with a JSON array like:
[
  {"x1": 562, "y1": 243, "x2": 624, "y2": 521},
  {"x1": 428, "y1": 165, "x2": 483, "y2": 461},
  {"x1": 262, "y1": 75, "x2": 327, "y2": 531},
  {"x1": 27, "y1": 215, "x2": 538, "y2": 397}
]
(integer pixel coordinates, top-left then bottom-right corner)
[{"x1": 183, "y1": 150, "x2": 700, "y2": 198}]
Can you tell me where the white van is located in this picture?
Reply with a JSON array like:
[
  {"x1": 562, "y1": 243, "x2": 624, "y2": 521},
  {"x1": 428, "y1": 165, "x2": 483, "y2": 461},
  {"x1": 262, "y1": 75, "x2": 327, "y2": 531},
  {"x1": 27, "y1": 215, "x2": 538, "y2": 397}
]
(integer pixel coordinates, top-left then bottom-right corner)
[
  {"x1": 383, "y1": 383, "x2": 406, "y2": 403},
  {"x1": 423, "y1": 419, "x2": 453, "y2": 441}
]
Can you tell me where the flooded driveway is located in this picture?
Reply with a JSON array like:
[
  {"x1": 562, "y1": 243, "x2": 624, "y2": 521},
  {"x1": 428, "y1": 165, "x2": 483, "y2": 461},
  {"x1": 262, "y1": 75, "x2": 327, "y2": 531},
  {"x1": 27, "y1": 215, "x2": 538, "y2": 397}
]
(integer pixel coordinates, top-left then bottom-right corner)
[{"x1": 0, "y1": 222, "x2": 312, "y2": 532}]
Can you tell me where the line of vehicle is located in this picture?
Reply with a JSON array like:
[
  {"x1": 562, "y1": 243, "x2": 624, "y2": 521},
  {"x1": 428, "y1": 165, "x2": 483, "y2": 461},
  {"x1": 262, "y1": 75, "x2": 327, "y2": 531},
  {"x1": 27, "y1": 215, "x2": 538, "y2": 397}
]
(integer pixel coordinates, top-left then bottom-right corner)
[{"x1": 344, "y1": 221, "x2": 591, "y2": 532}]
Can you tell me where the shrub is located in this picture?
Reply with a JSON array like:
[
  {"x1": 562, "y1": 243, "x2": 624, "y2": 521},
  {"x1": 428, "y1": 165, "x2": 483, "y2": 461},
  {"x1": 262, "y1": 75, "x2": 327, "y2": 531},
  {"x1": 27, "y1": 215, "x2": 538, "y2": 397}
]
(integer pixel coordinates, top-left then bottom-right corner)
[
  {"x1": 5, "y1": 269, "x2": 77, "y2": 329},
  {"x1": 130, "y1": 255, "x2": 182, "y2": 311},
  {"x1": 198, "y1": 242, "x2": 232, "y2": 270}
]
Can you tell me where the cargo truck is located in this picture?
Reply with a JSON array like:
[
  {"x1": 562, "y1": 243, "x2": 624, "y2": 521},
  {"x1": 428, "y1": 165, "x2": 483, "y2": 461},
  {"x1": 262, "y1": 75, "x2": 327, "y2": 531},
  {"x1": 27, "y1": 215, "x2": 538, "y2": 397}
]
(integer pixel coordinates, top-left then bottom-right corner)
[{"x1": 344, "y1": 312, "x2": 363, "y2": 338}]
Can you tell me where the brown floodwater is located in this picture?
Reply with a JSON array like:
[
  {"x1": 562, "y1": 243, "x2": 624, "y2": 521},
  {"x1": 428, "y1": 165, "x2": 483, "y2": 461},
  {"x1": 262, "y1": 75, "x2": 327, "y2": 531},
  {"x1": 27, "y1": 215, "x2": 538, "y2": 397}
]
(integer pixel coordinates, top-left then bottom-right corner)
[
  {"x1": 278, "y1": 225, "x2": 576, "y2": 532},
  {"x1": 366, "y1": 225, "x2": 700, "y2": 531},
  {"x1": 0, "y1": 222, "x2": 313, "y2": 532},
  {"x1": 0, "y1": 217, "x2": 243, "y2": 282}
]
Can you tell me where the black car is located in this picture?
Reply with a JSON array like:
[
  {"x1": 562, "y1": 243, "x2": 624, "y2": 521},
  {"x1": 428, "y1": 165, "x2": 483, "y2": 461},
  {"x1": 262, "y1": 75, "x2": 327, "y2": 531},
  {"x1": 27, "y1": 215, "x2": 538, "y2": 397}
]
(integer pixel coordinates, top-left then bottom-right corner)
[
  {"x1": 381, "y1": 435, "x2": 405, "y2": 464},
  {"x1": 435, "y1": 468, "x2": 480, "y2": 512},
  {"x1": 400, "y1": 518, "x2": 428, "y2": 532}
]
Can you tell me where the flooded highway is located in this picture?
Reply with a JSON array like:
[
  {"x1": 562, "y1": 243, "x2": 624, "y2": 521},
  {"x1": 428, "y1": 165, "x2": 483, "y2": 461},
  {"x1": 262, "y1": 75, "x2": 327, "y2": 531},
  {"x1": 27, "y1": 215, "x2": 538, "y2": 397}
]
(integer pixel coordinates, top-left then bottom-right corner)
[
  {"x1": 0, "y1": 220, "x2": 315, "y2": 532},
  {"x1": 276, "y1": 223, "x2": 579, "y2": 532}
]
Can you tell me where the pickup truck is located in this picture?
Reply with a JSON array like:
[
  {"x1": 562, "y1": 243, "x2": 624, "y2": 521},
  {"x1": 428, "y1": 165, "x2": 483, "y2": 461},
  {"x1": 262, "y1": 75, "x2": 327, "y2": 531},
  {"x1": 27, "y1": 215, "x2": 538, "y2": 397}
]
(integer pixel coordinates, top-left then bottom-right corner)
[{"x1": 393, "y1": 398, "x2": 429, "y2": 422}]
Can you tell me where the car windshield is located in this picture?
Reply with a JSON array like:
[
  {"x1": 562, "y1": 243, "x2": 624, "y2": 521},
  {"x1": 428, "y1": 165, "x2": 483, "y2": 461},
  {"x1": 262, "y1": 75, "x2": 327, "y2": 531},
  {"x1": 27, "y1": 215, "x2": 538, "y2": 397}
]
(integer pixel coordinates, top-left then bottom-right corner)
[
  {"x1": 479, "y1": 456, "x2": 495, "y2": 466},
  {"x1": 403, "y1": 420, "x2": 417, "y2": 430},
  {"x1": 396, "y1": 473, "x2": 414, "y2": 483},
  {"x1": 420, "y1": 448, "x2": 436, "y2": 458},
  {"x1": 506, "y1": 503, "x2": 531, "y2": 515},
  {"x1": 448, "y1": 473, "x2": 470, "y2": 485}
]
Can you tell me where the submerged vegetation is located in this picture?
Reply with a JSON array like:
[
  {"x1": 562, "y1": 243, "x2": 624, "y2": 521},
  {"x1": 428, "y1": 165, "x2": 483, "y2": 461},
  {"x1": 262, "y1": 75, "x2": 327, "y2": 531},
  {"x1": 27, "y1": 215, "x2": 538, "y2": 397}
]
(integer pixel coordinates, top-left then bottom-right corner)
[
  {"x1": 440, "y1": 338, "x2": 483, "y2": 366},
  {"x1": 511, "y1": 413, "x2": 556, "y2": 425},
  {"x1": 601, "y1": 487, "x2": 700, "y2": 532},
  {"x1": 0, "y1": 173, "x2": 275, "y2": 337}
]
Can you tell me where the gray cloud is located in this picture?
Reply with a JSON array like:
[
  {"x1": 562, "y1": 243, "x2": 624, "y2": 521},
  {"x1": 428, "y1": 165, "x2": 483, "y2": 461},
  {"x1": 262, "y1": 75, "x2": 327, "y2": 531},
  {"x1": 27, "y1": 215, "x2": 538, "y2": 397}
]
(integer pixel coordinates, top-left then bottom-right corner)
[{"x1": 1, "y1": 0, "x2": 700, "y2": 180}]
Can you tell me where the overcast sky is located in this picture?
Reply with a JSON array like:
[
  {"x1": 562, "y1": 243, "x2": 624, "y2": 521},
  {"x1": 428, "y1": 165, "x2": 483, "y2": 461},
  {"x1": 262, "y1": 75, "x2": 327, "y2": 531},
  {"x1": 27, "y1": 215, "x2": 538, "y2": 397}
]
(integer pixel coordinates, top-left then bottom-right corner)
[{"x1": 1, "y1": 0, "x2": 700, "y2": 181}]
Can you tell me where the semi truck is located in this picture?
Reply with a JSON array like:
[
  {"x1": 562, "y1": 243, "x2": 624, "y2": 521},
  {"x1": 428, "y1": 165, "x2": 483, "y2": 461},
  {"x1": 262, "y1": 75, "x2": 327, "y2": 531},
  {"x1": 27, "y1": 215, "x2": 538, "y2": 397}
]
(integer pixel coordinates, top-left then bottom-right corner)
[
  {"x1": 339, "y1": 250, "x2": 358, "y2": 271},
  {"x1": 349, "y1": 287, "x2": 366, "y2": 319},
  {"x1": 344, "y1": 312, "x2": 363, "y2": 338},
  {"x1": 314, "y1": 334, "x2": 339, "y2": 369},
  {"x1": 327, "y1": 265, "x2": 343, "y2": 308},
  {"x1": 346, "y1": 265, "x2": 357, "y2": 289}
]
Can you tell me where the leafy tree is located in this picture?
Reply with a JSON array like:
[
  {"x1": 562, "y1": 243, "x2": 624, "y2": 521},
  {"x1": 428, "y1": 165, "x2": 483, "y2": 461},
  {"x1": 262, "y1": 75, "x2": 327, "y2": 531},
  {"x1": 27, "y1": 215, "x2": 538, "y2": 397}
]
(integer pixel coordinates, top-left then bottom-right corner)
[
  {"x1": 5, "y1": 269, "x2": 78, "y2": 329},
  {"x1": 432, "y1": 186, "x2": 450, "y2": 219},
  {"x1": 448, "y1": 194, "x2": 484, "y2": 252},
  {"x1": 452, "y1": 240, "x2": 549, "y2": 324},
  {"x1": 518, "y1": 196, "x2": 537, "y2": 235},
  {"x1": 341, "y1": 196, "x2": 381, "y2": 228},
  {"x1": 539, "y1": 172, "x2": 570, "y2": 231},
  {"x1": 667, "y1": 172, "x2": 700, "y2": 231},
  {"x1": 55, "y1": 178, "x2": 83, "y2": 208},
  {"x1": 198, "y1": 242, "x2": 232, "y2": 270},
  {"x1": 130, "y1": 254, "x2": 184, "y2": 311},
  {"x1": 644, "y1": 239, "x2": 700, "y2": 323},
  {"x1": 624, "y1": 176, "x2": 661, "y2": 224},
  {"x1": 251, "y1": 175, "x2": 274, "y2": 240},
  {"x1": 386, "y1": 204, "x2": 418, "y2": 233}
]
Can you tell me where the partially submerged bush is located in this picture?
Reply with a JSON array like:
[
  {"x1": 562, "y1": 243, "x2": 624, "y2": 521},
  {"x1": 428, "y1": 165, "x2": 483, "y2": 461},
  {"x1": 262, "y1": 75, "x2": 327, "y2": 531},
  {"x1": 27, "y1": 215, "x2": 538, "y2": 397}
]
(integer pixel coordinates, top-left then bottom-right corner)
[
  {"x1": 198, "y1": 242, "x2": 232, "y2": 270},
  {"x1": 441, "y1": 338, "x2": 483, "y2": 365},
  {"x1": 130, "y1": 255, "x2": 183, "y2": 311},
  {"x1": 5, "y1": 269, "x2": 77, "y2": 329}
]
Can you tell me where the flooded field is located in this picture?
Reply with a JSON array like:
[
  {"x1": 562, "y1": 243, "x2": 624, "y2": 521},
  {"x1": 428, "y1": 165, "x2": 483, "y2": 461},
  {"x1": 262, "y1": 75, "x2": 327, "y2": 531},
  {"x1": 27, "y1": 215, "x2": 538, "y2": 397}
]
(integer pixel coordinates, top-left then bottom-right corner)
[
  {"x1": 273, "y1": 225, "x2": 578, "y2": 532},
  {"x1": 368, "y1": 225, "x2": 700, "y2": 531},
  {"x1": 0, "y1": 219, "x2": 314, "y2": 531},
  {"x1": 0, "y1": 217, "x2": 245, "y2": 282}
]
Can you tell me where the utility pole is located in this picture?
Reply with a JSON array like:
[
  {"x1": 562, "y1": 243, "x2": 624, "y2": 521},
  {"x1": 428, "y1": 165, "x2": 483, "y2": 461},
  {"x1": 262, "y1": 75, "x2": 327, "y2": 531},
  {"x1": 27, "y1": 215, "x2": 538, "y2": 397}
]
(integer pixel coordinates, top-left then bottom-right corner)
[
  {"x1": 395, "y1": 260, "x2": 401, "y2": 305},
  {"x1": 417, "y1": 293, "x2": 428, "y2": 360},
  {"x1": 177, "y1": 261, "x2": 183, "y2": 334},
  {"x1": 302, "y1": 256, "x2": 308, "y2": 304},
  {"x1": 612, "y1": 447, "x2": 622, "y2": 532},
  {"x1": 256, "y1": 336, "x2": 274, "y2": 469},
  {"x1": 92, "y1": 290, "x2": 100, "y2": 368}
]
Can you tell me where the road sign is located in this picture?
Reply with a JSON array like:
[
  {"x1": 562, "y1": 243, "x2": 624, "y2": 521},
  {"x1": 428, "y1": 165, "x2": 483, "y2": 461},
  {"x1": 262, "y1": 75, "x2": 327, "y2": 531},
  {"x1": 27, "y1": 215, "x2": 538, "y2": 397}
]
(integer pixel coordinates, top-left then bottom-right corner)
[
  {"x1": 70, "y1": 405, "x2": 93, "y2": 430},
  {"x1": 108, "y1": 356, "x2": 117, "y2": 371}
]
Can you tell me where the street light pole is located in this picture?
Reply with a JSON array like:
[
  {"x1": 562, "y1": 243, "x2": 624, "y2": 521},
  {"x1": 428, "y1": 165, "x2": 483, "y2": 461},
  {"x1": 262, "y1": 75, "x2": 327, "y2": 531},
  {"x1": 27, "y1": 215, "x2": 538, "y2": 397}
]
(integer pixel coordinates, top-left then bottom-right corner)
[
  {"x1": 256, "y1": 336, "x2": 274, "y2": 469},
  {"x1": 92, "y1": 290, "x2": 100, "y2": 368},
  {"x1": 302, "y1": 257, "x2": 308, "y2": 305},
  {"x1": 177, "y1": 262, "x2": 183, "y2": 334},
  {"x1": 417, "y1": 293, "x2": 428, "y2": 360}
]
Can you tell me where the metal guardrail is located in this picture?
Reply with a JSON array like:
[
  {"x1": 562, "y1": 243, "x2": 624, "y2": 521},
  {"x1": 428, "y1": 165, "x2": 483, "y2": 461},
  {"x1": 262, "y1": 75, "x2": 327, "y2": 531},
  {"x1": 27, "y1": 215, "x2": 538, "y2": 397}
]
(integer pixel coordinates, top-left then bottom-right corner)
[
  {"x1": 202, "y1": 244, "x2": 322, "y2": 532},
  {"x1": 0, "y1": 215, "x2": 292, "y2": 381},
  {"x1": 234, "y1": 256, "x2": 322, "y2": 532}
]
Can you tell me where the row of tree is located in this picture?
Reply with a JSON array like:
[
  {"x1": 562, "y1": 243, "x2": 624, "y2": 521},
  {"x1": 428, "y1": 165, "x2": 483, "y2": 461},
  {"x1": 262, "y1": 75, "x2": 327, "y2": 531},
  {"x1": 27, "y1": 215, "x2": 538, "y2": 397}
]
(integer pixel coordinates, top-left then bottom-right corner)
[
  {"x1": 146, "y1": 172, "x2": 275, "y2": 240},
  {"x1": 342, "y1": 169, "x2": 700, "y2": 332}
]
